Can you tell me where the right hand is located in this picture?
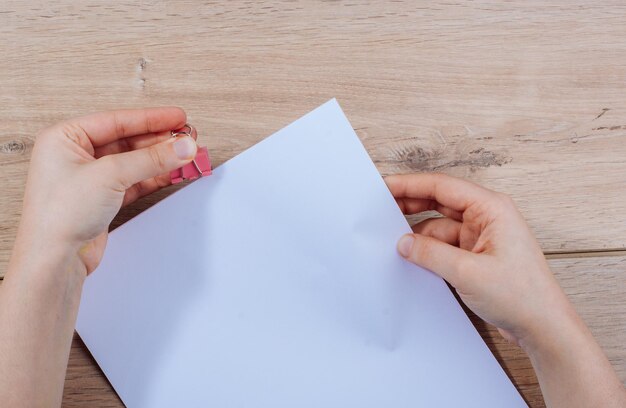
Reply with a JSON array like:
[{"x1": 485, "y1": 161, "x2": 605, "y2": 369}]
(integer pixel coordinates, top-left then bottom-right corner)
[{"x1": 385, "y1": 173, "x2": 572, "y2": 348}]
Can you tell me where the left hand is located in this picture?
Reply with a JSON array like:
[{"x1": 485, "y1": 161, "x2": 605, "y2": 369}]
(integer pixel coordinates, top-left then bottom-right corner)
[{"x1": 16, "y1": 107, "x2": 198, "y2": 274}]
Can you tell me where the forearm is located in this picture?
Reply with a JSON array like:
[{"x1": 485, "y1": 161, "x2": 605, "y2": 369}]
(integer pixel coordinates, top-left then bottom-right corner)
[
  {"x1": 0, "y1": 233, "x2": 86, "y2": 407},
  {"x1": 521, "y1": 296, "x2": 626, "y2": 407}
]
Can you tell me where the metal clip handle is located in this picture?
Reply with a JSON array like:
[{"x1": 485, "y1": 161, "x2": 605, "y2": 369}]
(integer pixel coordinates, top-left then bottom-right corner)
[{"x1": 171, "y1": 124, "x2": 202, "y2": 174}]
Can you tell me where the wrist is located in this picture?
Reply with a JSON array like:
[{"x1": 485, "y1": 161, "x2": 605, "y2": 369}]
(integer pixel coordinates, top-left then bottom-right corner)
[
  {"x1": 516, "y1": 286, "x2": 625, "y2": 407},
  {"x1": 9, "y1": 226, "x2": 87, "y2": 282},
  {"x1": 518, "y1": 293, "x2": 584, "y2": 357}
]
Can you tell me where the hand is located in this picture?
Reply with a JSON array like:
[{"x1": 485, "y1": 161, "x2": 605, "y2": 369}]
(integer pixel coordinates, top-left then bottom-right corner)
[
  {"x1": 17, "y1": 107, "x2": 198, "y2": 274},
  {"x1": 385, "y1": 173, "x2": 570, "y2": 347},
  {"x1": 0, "y1": 107, "x2": 200, "y2": 407},
  {"x1": 386, "y1": 173, "x2": 626, "y2": 407}
]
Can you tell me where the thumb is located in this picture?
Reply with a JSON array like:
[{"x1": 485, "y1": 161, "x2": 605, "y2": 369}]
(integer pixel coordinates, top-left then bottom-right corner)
[
  {"x1": 397, "y1": 233, "x2": 470, "y2": 287},
  {"x1": 98, "y1": 136, "x2": 197, "y2": 189}
]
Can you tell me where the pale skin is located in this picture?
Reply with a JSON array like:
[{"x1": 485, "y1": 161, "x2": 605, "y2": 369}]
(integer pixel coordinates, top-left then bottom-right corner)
[
  {"x1": 387, "y1": 174, "x2": 626, "y2": 407},
  {"x1": 0, "y1": 109, "x2": 623, "y2": 407}
]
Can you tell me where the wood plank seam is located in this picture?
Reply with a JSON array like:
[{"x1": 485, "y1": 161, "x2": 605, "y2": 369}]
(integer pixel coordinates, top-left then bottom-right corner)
[{"x1": 4, "y1": 250, "x2": 625, "y2": 281}]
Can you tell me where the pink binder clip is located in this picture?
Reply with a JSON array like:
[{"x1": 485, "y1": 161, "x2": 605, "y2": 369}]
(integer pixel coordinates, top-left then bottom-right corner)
[{"x1": 170, "y1": 124, "x2": 212, "y2": 184}]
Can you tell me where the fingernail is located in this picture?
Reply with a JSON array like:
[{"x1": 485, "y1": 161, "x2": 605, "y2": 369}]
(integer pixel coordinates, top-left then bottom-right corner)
[
  {"x1": 397, "y1": 235, "x2": 415, "y2": 258},
  {"x1": 173, "y1": 136, "x2": 196, "y2": 159}
]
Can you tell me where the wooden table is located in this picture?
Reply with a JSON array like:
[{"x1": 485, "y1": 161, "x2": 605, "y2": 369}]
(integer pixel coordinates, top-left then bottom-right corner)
[{"x1": 1, "y1": 1, "x2": 625, "y2": 406}]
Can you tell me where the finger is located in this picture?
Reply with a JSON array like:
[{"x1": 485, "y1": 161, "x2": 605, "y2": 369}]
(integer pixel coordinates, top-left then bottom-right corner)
[
  {"x1": 412, "y1": 217, "x2": 462, "y2": 246},
  {"x1": 397, "y1": 233, "x2": 473, "y2": 287},
  {"x1": 385, "y1": 173, "x2": 496, "y2": 212},
  {"x1": 94, "y1": 126, "x2": 198, "y2": 158},
  {"x1": 96, "y1": 135, "x2": 197, "y2": 190},
  {"x1": 395, "y1": 197, "x2": 463, "y2": 221},
  {"x1": 121, "y1": 173, "x2": 172, "y2": 207},
  {"x1": 67, "y1": 107, "x2": 187, "y2": 147}
]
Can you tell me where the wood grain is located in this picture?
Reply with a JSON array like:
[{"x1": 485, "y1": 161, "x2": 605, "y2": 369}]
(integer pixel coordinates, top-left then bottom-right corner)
[
  {"x1": 54, "y1": 255, "x2": 626, "y2": 408},
  {"x1": 2, "y1": 1, "x2": 626, "y2": 277},
  {"x1": 0, "y1": 1, "x2": 625, "y2": 407}
]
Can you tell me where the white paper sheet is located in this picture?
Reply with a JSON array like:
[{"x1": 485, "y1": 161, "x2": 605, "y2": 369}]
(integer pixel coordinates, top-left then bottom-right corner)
[{"x1": 76, "y1": 99, "x2": 527, "y2": 407}]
